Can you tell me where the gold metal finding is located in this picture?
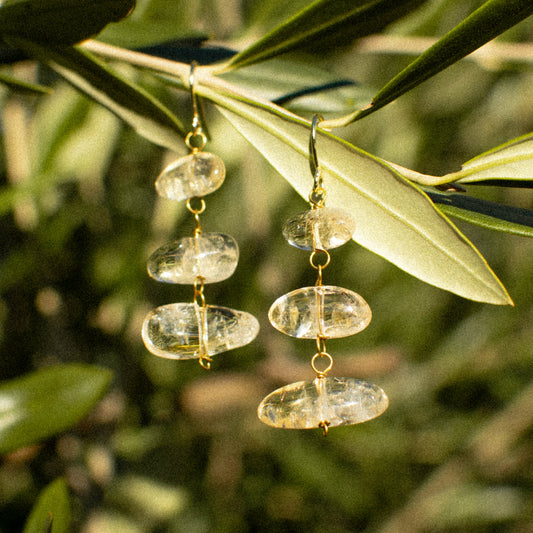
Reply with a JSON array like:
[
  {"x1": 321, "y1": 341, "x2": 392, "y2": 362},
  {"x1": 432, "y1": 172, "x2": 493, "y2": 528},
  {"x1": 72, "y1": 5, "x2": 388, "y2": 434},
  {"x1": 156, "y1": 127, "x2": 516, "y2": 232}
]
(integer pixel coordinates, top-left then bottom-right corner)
[
  {"x1": 309, "y1": 114, "x2": 326, "y2": 208},
  {"x1": 199, "y1": 356, "x2": 212, "y2": 370},
  {"x1": 318, "y1": 420, "x2": 330, "y2": 437},
  {"x1": 193, "y1": 276, "x2": 206, "y2": 307},
  {"x1": 311, "y1": 351, "x2": 333, "y2": 377},
  {"x1": 186, "y1": 62, "x2": 207, "y2": 153},
  {"x1": 310, "y1": 249, "x2": 330, "y2": 287},
  {"x1": 316, "y1": 336, "x2": 327, "y2": 356},
  {"x1": 187, "y1": 197, "x2": 206, "y2": 235},
  {"x1": 193, "y1": 275, "x2": 212, "y2": 370}
]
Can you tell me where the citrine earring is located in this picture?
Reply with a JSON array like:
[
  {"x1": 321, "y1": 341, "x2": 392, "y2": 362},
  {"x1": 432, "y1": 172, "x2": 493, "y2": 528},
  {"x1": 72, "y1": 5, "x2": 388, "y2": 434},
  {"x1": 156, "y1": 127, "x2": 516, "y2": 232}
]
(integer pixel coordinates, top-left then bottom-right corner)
[
  {"x1": 258, "y1": 115, "x2": 388, "y2": 435},
  {"x1": 142, "y1": 63, "x2": 259, "y2": 369}
]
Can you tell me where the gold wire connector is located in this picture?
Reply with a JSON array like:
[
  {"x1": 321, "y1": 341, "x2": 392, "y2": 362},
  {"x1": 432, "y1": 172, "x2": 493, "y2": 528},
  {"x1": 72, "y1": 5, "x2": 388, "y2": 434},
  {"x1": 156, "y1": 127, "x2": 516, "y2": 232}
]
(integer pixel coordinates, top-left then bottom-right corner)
[
  {"x1": 193, "y1": 275, "x2": 212, "y2": 370},
  {"x1": 311, "y1": 351, "x2": 333, "y2": 378},
  {"x1": 310, "y1": 248, "x2": 330, "y2": 286},
  {"x1": 186, "y1": 197, "x2": 206, "y2": 235},
  {"x1": 318, "y1": 420, "x2": 331, "y2": 437}
]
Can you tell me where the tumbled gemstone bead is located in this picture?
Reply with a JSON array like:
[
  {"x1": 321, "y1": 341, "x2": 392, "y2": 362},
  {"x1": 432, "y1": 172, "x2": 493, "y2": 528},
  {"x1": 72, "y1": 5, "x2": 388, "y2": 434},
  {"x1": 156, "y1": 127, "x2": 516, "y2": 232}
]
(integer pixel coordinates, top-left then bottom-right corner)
[
  {"x1": 282, "y1": 207, "x2": 356, "y2": 250},
  {"x1": 142, "y1": 303, "x2": 259, "y2": 360},
  {"x1": 269, "y1": 285, "x2": 371, "y2": 339},
  {"x1": 258, "y1": 377, "x2": 388, "y2": 429},
  {"x1": 155, "y1": 152, "x2": 225, "y2": 201},
  {"x1": 147, "y1": 233, "x2": 239, "y2": 284}
]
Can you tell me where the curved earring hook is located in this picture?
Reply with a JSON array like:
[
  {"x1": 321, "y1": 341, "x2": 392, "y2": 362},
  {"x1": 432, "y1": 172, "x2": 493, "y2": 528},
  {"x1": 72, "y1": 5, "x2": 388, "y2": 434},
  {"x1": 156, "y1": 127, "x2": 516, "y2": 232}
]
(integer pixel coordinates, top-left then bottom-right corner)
[
  {"x1": 185, "y1": 62, "x2": 207, "y2": 152},
  {"x1": 189, "y1": 61, "x2": 201, "y2": 134},
  {"x1": 309, "y1": 114, "x2": 326, "y2": 207},
  {"x1": 309, "y1": 114, "x2": 323, "y2": 184}
]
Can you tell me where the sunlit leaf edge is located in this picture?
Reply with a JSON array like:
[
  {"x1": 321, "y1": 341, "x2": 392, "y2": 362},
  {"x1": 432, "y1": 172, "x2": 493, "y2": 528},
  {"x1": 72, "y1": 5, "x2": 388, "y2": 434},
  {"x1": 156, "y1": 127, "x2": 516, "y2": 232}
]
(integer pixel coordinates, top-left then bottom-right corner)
[{"x1": 197, "y1": 81, "x2": 511, "y2": 304}]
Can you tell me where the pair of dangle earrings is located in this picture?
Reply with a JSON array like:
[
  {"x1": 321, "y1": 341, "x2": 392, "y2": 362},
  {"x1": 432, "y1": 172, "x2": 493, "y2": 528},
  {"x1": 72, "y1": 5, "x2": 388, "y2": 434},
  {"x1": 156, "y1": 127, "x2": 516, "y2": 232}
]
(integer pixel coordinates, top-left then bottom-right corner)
[
  {"x1": 142, "y1": 63, "x2": 259, "y2": 369},
  {"x1": 141, "y1": 66, "x2": 387, "y2": 434},
  {"x1": 257, "y1": 116, "x2": 388, "y2": 435}
]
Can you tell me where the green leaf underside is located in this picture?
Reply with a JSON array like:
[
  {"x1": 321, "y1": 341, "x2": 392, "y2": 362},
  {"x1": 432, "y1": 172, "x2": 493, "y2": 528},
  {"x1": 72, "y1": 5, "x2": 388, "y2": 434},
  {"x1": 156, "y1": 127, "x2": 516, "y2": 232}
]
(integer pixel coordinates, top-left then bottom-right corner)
[
  {"x1": 447, "y1": 132, "x2": 533, "y2": 184},
  {"x1": 225, "y1": 0, "x2": 427, "y2": 70},
  {"x1": 221, "y1": 59, "x2": 356, "y2": 101},
  {"x1": 0, "y1": 72, "x2": 51, "y2": 95},
  {"x1": 199, "y1": 83, "x2": 511, "y2": 304},
  {"x1": 23, "y1": 479, "x2": 70, "y2": 533},
  {"x1": 430, "y1": 192, "x2": 533, "y2": 238},
  {"x1": 0, "y1": 364, "x2": 112, "y2": 454},
  {"x1": 0, "y1": 0, "x2": 135, "y2": 46},
  {"x1": 8, "y1": 38, "x2": 185, "y2": 151},
  {"x1": 362, "y1": 0, "x2": 533, "y2": 119}
]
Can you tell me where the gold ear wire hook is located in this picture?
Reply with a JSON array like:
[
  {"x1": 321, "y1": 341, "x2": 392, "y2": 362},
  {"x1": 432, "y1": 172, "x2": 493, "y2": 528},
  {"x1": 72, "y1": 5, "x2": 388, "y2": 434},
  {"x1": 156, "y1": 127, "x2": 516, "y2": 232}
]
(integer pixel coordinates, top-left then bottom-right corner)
[
  {"x1": 189, "y1": 61, "x2": 200, "y2": 134},
  {"x1": 309, "y1": 114, "x2": 326, "y2": 207},
  {"x1": 186, "y1": 61, "x2": 207, "y2": 152}
]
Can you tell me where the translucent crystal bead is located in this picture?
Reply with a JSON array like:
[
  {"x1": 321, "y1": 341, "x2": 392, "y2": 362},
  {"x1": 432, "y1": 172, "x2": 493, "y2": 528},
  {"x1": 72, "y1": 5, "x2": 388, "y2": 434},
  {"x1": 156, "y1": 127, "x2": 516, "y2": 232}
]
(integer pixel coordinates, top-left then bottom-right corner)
[
  {"x1": 142, "y1": 303, "x2": 259, "y2": 360},
  {"x1": 155, "y1": 152, "x2": 225, "y2": 201},
  {"x1": 147, "y1": 233, "x2": 239, "y2": 284},
  {"x1": 282, "y1": 207, "x2": 356, "y2": 250},
  {"x1": 269, "y1": 285, "x2": 371, "y2": 339},
  {"x1": 258, "y1": 377, "x2": 388, "y2": 429}
]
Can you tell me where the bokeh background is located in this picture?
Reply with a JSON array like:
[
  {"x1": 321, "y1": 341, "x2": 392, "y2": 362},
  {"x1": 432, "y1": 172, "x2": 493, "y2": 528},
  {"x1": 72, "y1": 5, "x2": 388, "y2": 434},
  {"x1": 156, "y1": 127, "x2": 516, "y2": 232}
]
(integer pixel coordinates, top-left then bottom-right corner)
[{"x1": 1, "y1": 0, "x2": 533, "y2": 531}]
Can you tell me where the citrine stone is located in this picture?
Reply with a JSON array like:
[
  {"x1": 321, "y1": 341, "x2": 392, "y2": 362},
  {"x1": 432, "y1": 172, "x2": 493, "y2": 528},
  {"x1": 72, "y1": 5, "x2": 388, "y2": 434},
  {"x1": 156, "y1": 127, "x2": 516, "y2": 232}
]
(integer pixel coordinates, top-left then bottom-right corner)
[
  {"x1": 147, "y1": 233, "x2": 239, "y2": 284},
  {"x1": 258, "y1": 377, "x2": 388, "y2": 429},
  {"x1": 282, "y1": 207, "x2": 356, "y2": 250},
  {"x1": 155, "y1": 152, "x2": 225, "y2": 201},
  {"x1": 269, "y1": 285, "x2": 371, "y2": 339},
  {"x1": 142, "y1": 303, "x2": 259, "y2": 360}
]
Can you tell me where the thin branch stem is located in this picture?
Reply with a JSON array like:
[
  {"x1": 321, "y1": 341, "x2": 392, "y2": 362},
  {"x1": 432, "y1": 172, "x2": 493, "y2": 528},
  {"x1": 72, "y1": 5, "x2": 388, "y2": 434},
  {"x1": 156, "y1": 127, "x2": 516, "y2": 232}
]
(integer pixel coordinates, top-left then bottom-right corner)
[{"x1": 355, "y1": 34, "x2": 533, "y2": 66}]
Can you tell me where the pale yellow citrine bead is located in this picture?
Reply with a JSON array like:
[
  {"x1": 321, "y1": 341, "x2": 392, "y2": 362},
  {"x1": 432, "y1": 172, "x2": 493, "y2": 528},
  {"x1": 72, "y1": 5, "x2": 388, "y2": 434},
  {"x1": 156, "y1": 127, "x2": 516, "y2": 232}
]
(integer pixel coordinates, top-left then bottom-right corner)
[
  {"x1": 147, "y1": 233, "x2": 239, "y2": 284},
  {"x1": 282, "y1": 207, "x2": 356, "y2": 250},
  {"x1": 257, "y1": 377, "x2": 388, "y2": 430},
  {"x1": 155, "y1": 152, "x2": 225, "y2": 201},
  {"x1": 268, "y1": 285, "x2": 371, "y2": 339},
  {"x1": 142, "y1": 303, "x2": 259, "y2": 360}
]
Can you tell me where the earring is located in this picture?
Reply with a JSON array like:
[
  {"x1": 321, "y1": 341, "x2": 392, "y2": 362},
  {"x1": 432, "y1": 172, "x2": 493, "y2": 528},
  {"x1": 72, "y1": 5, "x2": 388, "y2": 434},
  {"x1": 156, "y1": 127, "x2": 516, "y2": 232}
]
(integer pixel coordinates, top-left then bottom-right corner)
[
  {"x1": 142, "y1": 62, "x2": 259, "y2": 369},
  {"x1": 258, "y1": 115, "x2": 388, "y2": 435}
]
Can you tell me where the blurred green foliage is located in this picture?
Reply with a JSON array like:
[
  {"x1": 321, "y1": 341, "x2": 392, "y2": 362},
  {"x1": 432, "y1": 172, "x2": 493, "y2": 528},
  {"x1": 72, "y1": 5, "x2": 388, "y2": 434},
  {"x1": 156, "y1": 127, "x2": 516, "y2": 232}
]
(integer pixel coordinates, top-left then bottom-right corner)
[{"x1": 1, "y1": 0, "x2": 533, "y2": 532}]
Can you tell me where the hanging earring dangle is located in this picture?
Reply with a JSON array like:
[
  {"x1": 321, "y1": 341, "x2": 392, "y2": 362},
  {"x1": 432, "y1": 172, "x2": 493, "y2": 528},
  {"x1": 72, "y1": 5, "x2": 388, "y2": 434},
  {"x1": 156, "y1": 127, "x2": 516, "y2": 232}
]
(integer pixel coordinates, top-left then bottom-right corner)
[
  {"x1": 142, "y1": 63, "x2": 259, "y2": 369},
  {"x1": 257, "y1": 115, "x2": 388, "y2": 435}
]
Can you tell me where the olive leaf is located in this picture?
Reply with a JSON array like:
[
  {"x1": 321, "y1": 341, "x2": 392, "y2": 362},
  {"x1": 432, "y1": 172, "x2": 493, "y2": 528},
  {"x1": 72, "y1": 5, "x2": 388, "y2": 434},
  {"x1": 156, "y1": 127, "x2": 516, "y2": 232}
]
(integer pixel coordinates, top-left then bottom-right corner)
[
  {"x1": 325, "y1": 0, "x2": 533, "y2": 127},
  {"x1": 198, "y1": 82, "x2": 511, "y2": 304},
  {"x1": 0, "y1": 0, "x2": 135, "y2": 46},
  {"x1": 0, "y1": 71, "x2": 51, "y2": 95},
  {"x1": 444, "y1": 133, "x2": 533, "y2": 186},
  {"x1": 0, "y1": 364, "x2": 113, "y2": 454},
  {"x1": 23, "y1": 479, "x2": 70, "y2": 533},
  {"x1": 430, "y1": 192, "x2": 533, "y2": 238},
  {"x1": 9, "y1": 38, "x2": 186, "y2": 151},
  {"x1": 224, "y1": 0, "x2": 426, "y2": 71}
]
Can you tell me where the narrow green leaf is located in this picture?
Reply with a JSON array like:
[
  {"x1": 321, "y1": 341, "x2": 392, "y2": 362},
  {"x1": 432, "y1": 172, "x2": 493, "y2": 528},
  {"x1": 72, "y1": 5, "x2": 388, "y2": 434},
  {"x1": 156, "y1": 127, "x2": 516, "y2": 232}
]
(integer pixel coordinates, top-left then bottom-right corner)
[
  {"x1": 224, "y1": 0, "x2": 427, "y2": 71},
  {"x1": 9, "y1": 38, "x2": 185, "y2": 151},
  {"x1": 96, "y1": 0, "x2": 207, "y2": 48},
  {"x1": 212, "y1": 59, "x2": 369, "y2": 115},
  {"x1": 199, "y1": 82, "x2": 511, "y2": 304},
  {"x1": 0, "y1": 72, "x2": 51, "y2": 95},
  {"x1": 429, "y1": 191, "x2": 533, "y2": 238},
  {"x1": 23, "y1": 479, "x2": 70, "y2": 533},
  {"x1": 0, "y1": 364, "x2": 113, "y2": 454},
  {"x1": 0, "y1": 0, "x2": 135, "y2": 46},
  {"x1": 445, "y1": 132, "x2": 533, "y2": 185},
  {"x1": 358, "y1": 0, "x2": 533, "y2": 120}
]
